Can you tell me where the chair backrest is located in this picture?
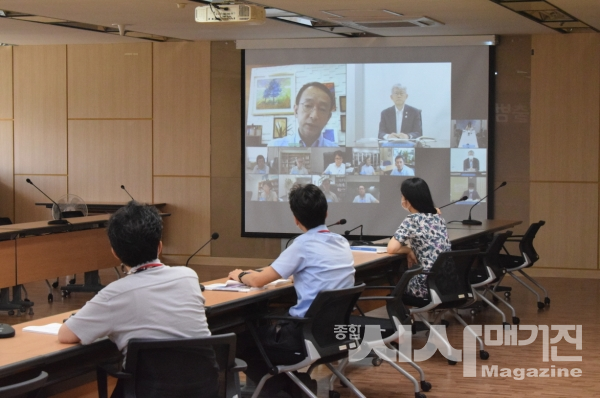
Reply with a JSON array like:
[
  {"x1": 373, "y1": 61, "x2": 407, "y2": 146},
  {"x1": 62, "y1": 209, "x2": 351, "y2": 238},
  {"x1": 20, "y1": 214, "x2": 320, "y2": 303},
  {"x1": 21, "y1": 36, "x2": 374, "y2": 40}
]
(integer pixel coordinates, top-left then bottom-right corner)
[
  {"x1": 520, "y1": 221, "x2": 545, "y2": 264},
  {"x1": 0, "y1": 371, "x2": 47, "y2": 398},
  {"x1": 483, "y1": 231, "x2": 513, "y2": 275},
  {"x1": 387, "y1": 266, "x2": 424, "y2": 324},
  {"x1": 123, "y1": 334, "x2": 237, "y2": 398},
  {"x1": 427, "y1": 249, "x2": 479, "y2": 307},
  {"x1": 303, "y1": 283, "x2": 365, "y2": 359}
]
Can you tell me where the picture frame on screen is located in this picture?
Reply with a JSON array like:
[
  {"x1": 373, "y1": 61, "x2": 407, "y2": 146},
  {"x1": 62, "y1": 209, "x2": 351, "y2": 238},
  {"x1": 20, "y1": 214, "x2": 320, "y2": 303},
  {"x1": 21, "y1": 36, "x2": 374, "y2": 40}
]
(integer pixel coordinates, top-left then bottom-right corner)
[{"x1": 252, "y1": 74, "x2": 295, "y2": 115}]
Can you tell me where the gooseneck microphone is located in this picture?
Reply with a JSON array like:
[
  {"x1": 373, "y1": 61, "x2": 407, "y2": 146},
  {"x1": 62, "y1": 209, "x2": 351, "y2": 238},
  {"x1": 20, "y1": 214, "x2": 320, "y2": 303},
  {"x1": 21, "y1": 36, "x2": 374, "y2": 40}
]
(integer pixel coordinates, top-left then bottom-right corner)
[
  {"x1": 185, "y1": 232, "x2": 220, "y2": 267},
  {"x1": 345, "y1": 224, "x2": 372, "y2": 246},
  {"x1": 26, "y1": 178, "x2": 69, "y2": 225},
  {"x1": 121, "y1": 185, "x2": 135, "y2": 201},
  {"x1": 439, "y1": 196, "x2": 468, "y2": 210},
  {"x1": 327, "y1": 218, "x2": 347, "y2": 228},
  {"x1": 462, "y1": 182, "x2": 507, "y2": 225}
]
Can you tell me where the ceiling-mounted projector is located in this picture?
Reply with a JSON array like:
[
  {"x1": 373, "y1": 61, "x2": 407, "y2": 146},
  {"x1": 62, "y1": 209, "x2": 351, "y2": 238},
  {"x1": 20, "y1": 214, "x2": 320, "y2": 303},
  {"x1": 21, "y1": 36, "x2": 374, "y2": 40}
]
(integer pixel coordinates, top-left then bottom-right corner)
[{"x1": 195, "y1": 4, "x2": 266, "y2": 25}]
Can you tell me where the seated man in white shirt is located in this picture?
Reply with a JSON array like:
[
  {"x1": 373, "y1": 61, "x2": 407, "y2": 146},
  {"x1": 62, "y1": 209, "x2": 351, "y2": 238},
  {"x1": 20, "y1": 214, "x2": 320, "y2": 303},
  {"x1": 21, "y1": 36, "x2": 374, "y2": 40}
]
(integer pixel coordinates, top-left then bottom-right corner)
[
  {"x1": 58, "y1": 202, "x2": 212, "y2": 397},
  {"x1": 229, "y1": 184, "x2": 355, "y2": 396},
  {"x1": 353, "y1": 185, "x2": 380, "y2": 203},
  {"x1": 360, "y1": 155, "x2": 375, "y2": 175},
  {"x1": 289, "y1": 156, "x2": 309, "y2": 175},
  {"x1": 323, "y1": 150, "x2": 346, "y2": 175},
  {"x1": 390, "y1": 154, "x2": 415, "y2": 176}
]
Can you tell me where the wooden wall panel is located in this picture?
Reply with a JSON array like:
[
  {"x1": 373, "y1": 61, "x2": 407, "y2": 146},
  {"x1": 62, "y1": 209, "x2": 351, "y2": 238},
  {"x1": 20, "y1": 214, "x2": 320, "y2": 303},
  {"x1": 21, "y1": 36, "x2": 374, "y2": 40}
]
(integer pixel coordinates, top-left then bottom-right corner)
[
  {"x1": 0, "y1": 240, "x2": 16, "y2": 288},
  {"x1": 68, "y1": 43, "x2": 152, "y2": 119},
  {"x1": 14, "y1": 175, "x2": 67, "y2": 223},
  {"x1": 530, "y1": 34, "x2": 600, "y2": 182},
  {"x1": 153, "y1": 177, "x2": 211, "y2": 260},
  {"x1": 530, "y1": 182, "x2": 597, "y2": 269},
  {"x1": 493, "y1": 35, "x2": 531, "y2": 234},
  {"x1": 13, "y1": 45, "x2": 67, "y2": 175},
  {"x1": 68, "y1": 120, "x2": 152, "y2": 203},
  {"x1": 210, "y1": 42, "x2": 281, "y2": 260},
  {"x1": 0, "y1": 122, "x2": 14, "y2": 220},
  {"x1": 153, "y1": 42, "x2": 210, "y2": 176},
  {"x1": 0, "y1": 47, "x2": 12, "y2": 119}
]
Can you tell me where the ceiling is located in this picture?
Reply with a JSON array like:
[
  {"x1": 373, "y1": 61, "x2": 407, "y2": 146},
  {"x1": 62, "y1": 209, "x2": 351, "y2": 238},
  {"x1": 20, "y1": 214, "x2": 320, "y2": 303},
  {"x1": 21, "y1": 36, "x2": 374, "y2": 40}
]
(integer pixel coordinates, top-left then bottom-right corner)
[{"x1": 0, "y1": 0, "x2": 598, "y2": 45}]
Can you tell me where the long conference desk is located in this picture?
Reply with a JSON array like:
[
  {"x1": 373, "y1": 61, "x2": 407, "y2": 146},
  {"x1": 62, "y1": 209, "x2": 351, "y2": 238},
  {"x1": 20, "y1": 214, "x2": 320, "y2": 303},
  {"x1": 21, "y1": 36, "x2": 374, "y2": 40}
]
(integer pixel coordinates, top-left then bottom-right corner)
[{"x1": 0, "y1": 219, "x2": 520, "y2": 391}]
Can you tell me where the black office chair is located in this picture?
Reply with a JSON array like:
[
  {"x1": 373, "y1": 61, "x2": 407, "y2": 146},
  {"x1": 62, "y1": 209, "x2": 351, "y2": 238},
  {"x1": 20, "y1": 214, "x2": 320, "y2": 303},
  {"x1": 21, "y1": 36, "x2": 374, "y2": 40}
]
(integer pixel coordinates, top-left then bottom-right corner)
[
  {"x1": 349, "y1": 266, "x2": 432, "y2": 398},
  {"x1": 0, "y1": 371, "x2": 48, "y2": 398},
  {"x1": 467, "y1": 231, "x2": 520, "y2": 326},
  {"x1": 0, "y1": 217, "x2": 34, "y2": 316},
  {"x1": 496, "y1": 221, "x2": 549, "y2": 309},
  {"x1": 408, "y1": 249, "x2": 489, "y2": 365},
  {"x1": 248, "y1": 284, "x2": 366, "y2": 398},
  {"x1": 97, "y1": 333, "x2": 246, "y2": 398}
]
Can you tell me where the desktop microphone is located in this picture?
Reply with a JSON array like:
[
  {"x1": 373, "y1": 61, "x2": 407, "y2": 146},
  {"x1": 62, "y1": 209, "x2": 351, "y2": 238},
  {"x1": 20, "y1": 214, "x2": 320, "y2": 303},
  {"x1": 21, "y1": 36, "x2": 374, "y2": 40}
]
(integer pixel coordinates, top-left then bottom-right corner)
[
  {"x1": 120, "y1": 185, "x2": 135, "y2": 201},
  {"x1": 462, "y1": 182, "x2": 507, "y2": 225},
  {"x1": 344, "y1": 224, "x2": 371, "y2": 246},
  {"x1": 439, "y1": 196, "x2": 468, "y2": 209},
  {"x1": 185, "y1": 232, "x2": 220, "y2": 267},
  {"x1": 26, "y1": 178, "x2": 69, "y2": 225},
  {"x1": 327, "y1": 218, "x2": 347, "y2": 228}
]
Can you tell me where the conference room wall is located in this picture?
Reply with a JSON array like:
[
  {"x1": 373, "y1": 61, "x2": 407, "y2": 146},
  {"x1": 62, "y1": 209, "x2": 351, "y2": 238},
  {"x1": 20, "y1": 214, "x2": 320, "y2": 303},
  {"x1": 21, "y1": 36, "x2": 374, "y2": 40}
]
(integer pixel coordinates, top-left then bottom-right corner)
[
  {"x1": 2, "y1": 42, "x2": 213, "y2": 264},
  {"x1": 209, "y1": 40, "x2": 282, "y2": 265},
  {"x1": 0, "y1": 122, "x2": 13, "y2": 221},
  {"x1": 493, "y1": 35, "x2": 531, "y2": 235},
  {"x1": 67, "y1": 120, "x2": 153, "y2": 203},
  {"x1": 67, "y1": 43, "x2": 153, "y2": 119},
  {"x1": 0, "y1": 47, "x2": 11, "y2": 120},
  {"x1": 529, "y1": 33, "x2": 600, "y2": 278},
  {"x1": 13, "y1": 45, "x2": 67, "y2": 177}
]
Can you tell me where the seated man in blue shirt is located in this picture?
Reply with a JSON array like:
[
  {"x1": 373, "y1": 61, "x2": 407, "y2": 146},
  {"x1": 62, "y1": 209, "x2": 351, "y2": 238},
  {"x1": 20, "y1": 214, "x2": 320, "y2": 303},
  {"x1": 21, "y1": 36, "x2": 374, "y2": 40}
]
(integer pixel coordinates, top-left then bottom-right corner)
[
  {"x1": 229, "y1": 184, "x2": 355, "y2": 396},
  {"x1": 268, "y1": 82, "x2": 338, "y2": 147}
]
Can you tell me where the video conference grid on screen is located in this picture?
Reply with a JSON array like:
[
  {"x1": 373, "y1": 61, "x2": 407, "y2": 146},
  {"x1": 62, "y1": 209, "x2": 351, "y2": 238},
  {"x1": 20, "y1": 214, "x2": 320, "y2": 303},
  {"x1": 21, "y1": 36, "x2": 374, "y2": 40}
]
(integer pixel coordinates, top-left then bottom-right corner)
[{"x1": 243, "y1": 46, "x2": 491, "y2": 237}]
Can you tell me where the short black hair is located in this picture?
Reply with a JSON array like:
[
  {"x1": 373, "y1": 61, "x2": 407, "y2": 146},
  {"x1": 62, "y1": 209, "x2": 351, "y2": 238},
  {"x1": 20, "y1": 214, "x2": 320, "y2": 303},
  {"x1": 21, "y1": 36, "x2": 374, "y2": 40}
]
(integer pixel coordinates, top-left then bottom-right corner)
[
  {"x1": 400, "y1": 178, "x2": 437, "y2": 214},
  {"x1": 334, "y1": 150, "x2": 344, "y2": 159},
  {"x1": 107, "y1": 201, "x2": 162, "y2": 267},
  {"x1": 288, "y1": 184, "x2": 327, "y2": 230},
  {"x1": 295, "y1": 82, "x2": 335, "y2": 112},
  {"x1": 256, "y1": 155, "x2": 265, "y2": 162},
  {"x1": 395, "y1": 155, "x2": 404, "y2": 162}
]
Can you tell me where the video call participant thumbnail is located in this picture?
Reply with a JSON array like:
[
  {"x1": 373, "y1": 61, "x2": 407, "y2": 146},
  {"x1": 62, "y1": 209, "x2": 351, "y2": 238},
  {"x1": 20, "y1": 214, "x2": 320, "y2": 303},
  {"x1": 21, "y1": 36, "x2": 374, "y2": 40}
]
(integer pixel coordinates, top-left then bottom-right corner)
[
  {"x1": 290, "y1": 156, "x2": 309, "y2": 175},
  {"x1": 252, "y1": 154, "x2": 270, "y2": 174},
  {"x1": 353, "y1": 185, "x2": 379, "y2": 203},
  {"x1": 323, "y1": 150, "x2": 346, "y2": 175},
  {"x1": 269, "y1": 82, "x2": 338, "y2": 147},
  {"x1": 378, "y1": 84, "x2": 423, "y2": 140},
  {"x1": 463, "y1": 150, "x2": 480, "y2": 172},
  {"x1": 390, "y1": 155, "x2": 415, "y2": 176}
]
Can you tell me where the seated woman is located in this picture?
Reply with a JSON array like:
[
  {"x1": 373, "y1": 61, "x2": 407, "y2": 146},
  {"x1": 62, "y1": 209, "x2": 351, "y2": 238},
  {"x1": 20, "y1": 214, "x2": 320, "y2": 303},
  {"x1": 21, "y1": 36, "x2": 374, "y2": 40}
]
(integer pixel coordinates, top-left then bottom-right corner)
[
  {"x1": 387, "y1": 178, "x2": 450, "y2": 306},
  {"x1": 259, "y1": 181, "x2": 278, "y2": 202}
]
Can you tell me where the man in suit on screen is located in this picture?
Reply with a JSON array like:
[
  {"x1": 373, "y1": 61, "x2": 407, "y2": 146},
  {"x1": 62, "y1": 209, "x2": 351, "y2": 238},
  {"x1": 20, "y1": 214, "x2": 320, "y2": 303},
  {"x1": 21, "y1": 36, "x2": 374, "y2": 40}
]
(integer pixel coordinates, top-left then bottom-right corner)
[{"x1": 378, "y1": 84, "x2": 423, "y2": 140}]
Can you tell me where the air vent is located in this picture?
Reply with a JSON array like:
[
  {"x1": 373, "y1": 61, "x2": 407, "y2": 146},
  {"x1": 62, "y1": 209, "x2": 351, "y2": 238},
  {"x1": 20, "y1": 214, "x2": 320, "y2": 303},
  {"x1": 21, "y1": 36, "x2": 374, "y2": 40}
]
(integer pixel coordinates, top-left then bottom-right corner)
[{"x1": 337, "y1": 16, "x2": 443, "y2": 30}]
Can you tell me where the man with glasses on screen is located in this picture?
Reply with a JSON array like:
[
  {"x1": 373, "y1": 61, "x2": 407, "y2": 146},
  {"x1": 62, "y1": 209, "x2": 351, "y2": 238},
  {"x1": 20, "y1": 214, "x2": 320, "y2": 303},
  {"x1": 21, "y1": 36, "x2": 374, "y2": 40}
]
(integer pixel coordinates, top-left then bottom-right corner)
[
  {"x1": 378, "y1": 84, "x2": 423, "y2": 140},
  {"x1": 269, "y1": 82, "x2": 338, "y2": 147}
]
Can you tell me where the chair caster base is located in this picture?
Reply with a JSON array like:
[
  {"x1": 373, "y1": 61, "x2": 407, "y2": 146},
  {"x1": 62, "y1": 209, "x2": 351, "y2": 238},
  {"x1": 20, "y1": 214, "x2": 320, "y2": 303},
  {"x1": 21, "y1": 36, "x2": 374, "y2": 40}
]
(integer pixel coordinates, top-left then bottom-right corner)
[
  {"x1": 512, "y1": 316, "x2": 520, "y2": 324},
  {"x1": 537, "y1": 302, "x2": 545, "y2": 309},
  {"x1": 480, "y1": 350, "x2": 489, "y2": 360},
  {"x1": 420, "y1": 380, "x2": 432, "y2": 392}
]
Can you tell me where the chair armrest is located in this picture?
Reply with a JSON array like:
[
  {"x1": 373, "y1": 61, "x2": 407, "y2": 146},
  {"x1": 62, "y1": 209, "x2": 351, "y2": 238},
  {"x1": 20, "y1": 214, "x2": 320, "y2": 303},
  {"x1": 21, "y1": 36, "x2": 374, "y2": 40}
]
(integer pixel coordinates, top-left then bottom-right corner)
[
  {"x1": 363, "y1": 286, "x2": 394, "y2": 290},
  {"x1": 262, "y1": 314, "x2": 311, "y2": 323},
  {"x1": 232, "y1": 358, "x2": 247, "y2": 373},
  {"x1": 357, "y1": 296, "x2": 393, "y2": 302}
]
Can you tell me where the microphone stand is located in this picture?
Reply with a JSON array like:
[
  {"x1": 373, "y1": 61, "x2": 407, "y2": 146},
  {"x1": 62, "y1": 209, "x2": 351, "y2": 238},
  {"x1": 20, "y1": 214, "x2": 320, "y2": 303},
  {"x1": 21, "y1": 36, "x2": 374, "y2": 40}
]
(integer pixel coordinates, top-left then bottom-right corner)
[
  {"x1": 344, "y1": 225, "x2": 371, "y2": 246},
  {"x1": 462, "y1": 182, "x2": 507, "y2": 225},
  {"x1": 439, "y1": 196, "x2": 468, "y2": 210},
  {"x1": 26, "y1": 179, "x2": 69, "y2": 225}
]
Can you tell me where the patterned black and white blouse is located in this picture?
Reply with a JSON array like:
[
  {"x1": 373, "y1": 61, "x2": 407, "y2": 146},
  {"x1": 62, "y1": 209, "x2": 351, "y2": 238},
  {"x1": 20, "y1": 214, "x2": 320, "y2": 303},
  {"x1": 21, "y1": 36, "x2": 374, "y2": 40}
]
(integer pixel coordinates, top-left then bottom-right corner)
[{"x1": 393, "y1": 213, "x2": 451, "y2": 298}]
